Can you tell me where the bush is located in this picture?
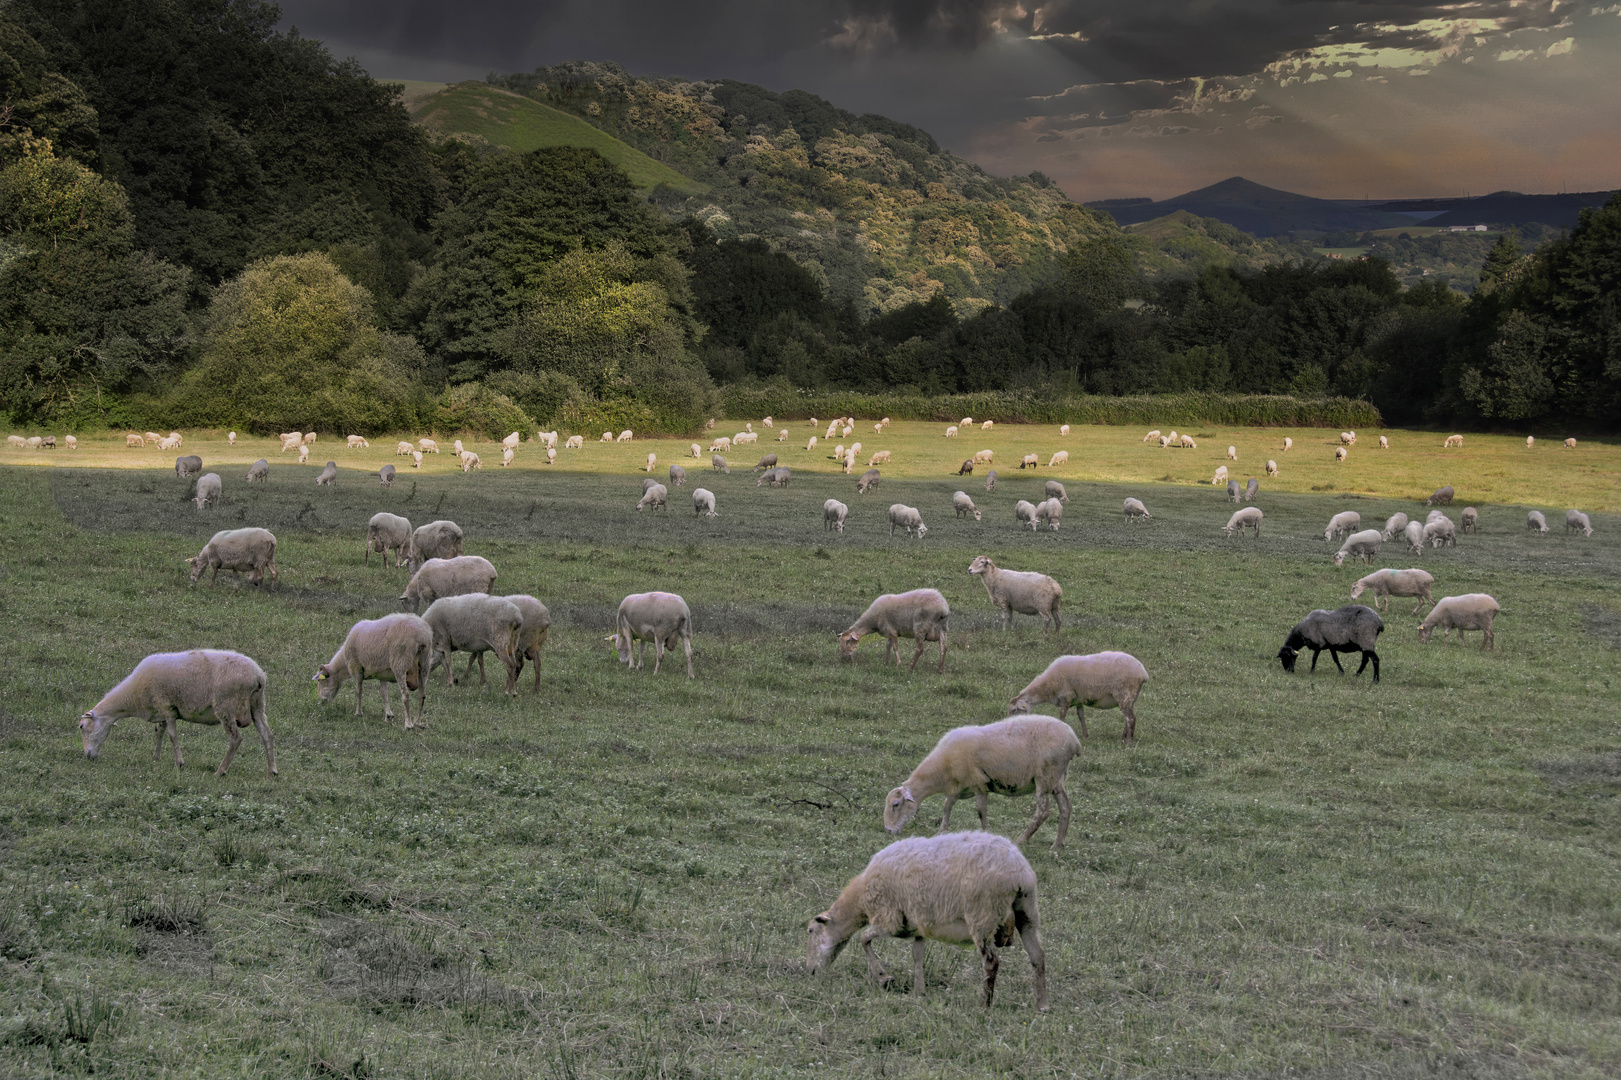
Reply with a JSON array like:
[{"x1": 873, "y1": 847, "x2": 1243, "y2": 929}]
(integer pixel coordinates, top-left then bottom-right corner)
[
  {"x1": 484, "y1": 369, "x2": 582, "y2": 427},
  {"x1": 431, "y1": 383, "x2": 536, "y2": 440}
]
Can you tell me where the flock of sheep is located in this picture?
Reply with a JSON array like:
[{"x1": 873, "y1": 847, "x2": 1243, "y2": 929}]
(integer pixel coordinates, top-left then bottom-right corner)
[{"x1": 49, "y1": 419, "x2": 1603, "y2": 1012}]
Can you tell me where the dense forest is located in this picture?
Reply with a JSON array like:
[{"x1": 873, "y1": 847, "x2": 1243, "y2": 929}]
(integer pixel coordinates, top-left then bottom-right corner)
[{"x1": 0, "y1": 1, "x2": 1616, "y2": 435}]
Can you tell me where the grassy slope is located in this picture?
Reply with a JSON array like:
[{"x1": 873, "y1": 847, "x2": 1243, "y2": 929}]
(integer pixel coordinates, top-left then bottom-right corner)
[
  {"x1": 0, "y1": 425, "x2": 1618, "y2": 1077},
  {"x1": 411, "y1": 81, "x2": 704, "y2": 194}
]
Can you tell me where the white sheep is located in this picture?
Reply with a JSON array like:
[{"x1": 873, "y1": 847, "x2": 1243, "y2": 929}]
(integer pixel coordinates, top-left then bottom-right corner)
[
  {"x1": 193, "y1": 472, "x2": 222, "y2": 509},
  {"x1": 1404, "y1": 520, "x2": 1425, "y2": 553},
  {"x1": 1333, "y1": 529, "x2": 1383, "y2": 566},
  {"x1": 960, "y1": 417, "x2": 973, "y2": 426},
  {"x1": 885, "y1": 716, "x2": 1080, "y2": 850},
  {"x1": 693, "y1": 487, "x2": 717, "y2": 517},
  {"x1": 981, "y1": 420, "x2": 994, "y2": 430},
  {"x1": 158, "y1": 434, "x2": 181, "y2": 451},
  {"x1": 1009, "y1": 651, "x2": 1150, "y2": 742},
  {"x1": 1379, "y1": 435, "x2": 1390, "y2": 449},
  {"x1": 300, "y1": 432, "x2": 314, "y2": 445},
  {"x1": 505, "y1": 594, "x2": 552, "y2": 693},
  {"x1": 985, "y1": 470, "x2": 997, "y2": 492},
  {"x1": 1047, "y1": 450, "x2": 1068, "y2": 467},
  {"x1": 245, "y1": 459, "x2": 269, "y2": 483},
  {"x1": 1566, "y1": 510, "x2": 1594, "y2": 537},
  {"x1": 460, "y1": 451, "x2": 481, "y2": 473},
  {"x1": 843, "y1": 450, "x2": 855, "y2": 474},
  {"x1": 1423, "y1": 517, "x2": 1456, "y2": 548},
  {"x1": 546, "y1": 446, "x2": 556, "y2": 465},
  {"x1": 806, "y1": 831, "x2": 1047, "y2": 1010},
  {"x1": 423, "y1": 592, "x2": 523, "y2": 693},
  {"x1": 612, "y1": 591, "x2": 694, "y2": 677},
  {"x1": 365, "y1": 512, "x2": 412, "y2": 568},
  {"x1": 188, "y1": 528, "x2": 277, "y2": 587},
  {"x1": 501, "y1": 448, "x2": 515, "y2": 467},
  {"x1": 1418, "y1": 594, "x2": 1501, "y2": 649},
  {"x1": 566, "y1": 435, "x2": 584, "y2": 449},
  {"x1": 1227, "y1": 445, "x2": 1237, "y2": 460},
  {"x1": 418, "y1": 438, "x2": 439, "y2": 453},
  {"x1": 223, "y1": 432, "x2": 233, "y2": 447},
  {"x1": 78, "y1": 650, "x2": 275, "y2": 776},
  {"x1": 1283, "y1": 437, "x2": 1292, "y2": 452},
  {"x1": 297, "y1": 444, "x2": 310, "y2": 463},
  {"x1": 973, "y1": 449, "x2": 994, "y2": 464},
  {"x1": 869, "y1": 449, "x2": 891, "y2": 466},
  {"x1": 1339, "y1": 432, "x2": 1354, "y2": 445},
  {"x1": 1381, "y1": 513, "x2": 1410, "y2": 541},
  {"x1": 953, "y1": 491, "x2": 981, "y2": 520},
  {"x1": 1564, "y1": 438, "x2": 1577, "y2": 449},
  {"x1": 1460, "y1": 507, "x2": 1478, "y2": 533},
  {"x1": 1034, "y1": 498, "x2": 1062, "y2": 531},
  {"x1": 379, "y1": 464, "x2": 396, "y2": 486},
  {"x1": 1526, "y1": 510, "x2": 1549, "y2": 535},
  {"x1": 314, "y1": 613, "x2": 433, "y2": 728},
  {"x1": 1059, "y1": 424, "x2": 1070, "y2": 436},
  {"x1": 1265, "y1": 459, "x2": 1278, "y2": 477},
  {"x1": 888, "y1": 503, "x2": 928, "y2": 539},
  {"x1": 1224, "y1": 506, "x2": 1262, "y2": 538},
  {"x1": 1443, "y1": 434, "x2": 1463, "y2": 448},
  {"x1": 944, "y1": 425, "x2": 958, "y2": 437},
  {"x1": 635, "y1": 483, "x2": 668, "y2": 512},
  {"x1": 711, "y1": 455, "x2": 729, "y2": 474},
  {"x1": 1212, "y1": 464, "x2": 1229, "y2": 486},
  {"x1": 1350, "y1": 568, "x2": 1435, "y2": 614},
  {"x1": 668, "y1": 464, "x2": 686, "y2": 487},
  {"x1": 617, "y1": 430, "x2": 634, "y2": 442},
  {"x1": 1335, "y1": 446, "x2": 1347, "y2": 463},
  {"x1": 763, "y1": 416, "x2": 774, "y2": 427},
  {"x1": 600, "y1": 431, "x2": 614, "y2": 442},
  {"x1": 412, "y1": 450, "x2": 423, "y2": 468},
  {"x1": 1143, "y1": 429, "x2": 1161, "y2": 442},
  {"x1": 502, "y1": 431, "x2": 521, "y2": 451},
  {"x1": 1015, "y1": 453, "x2": 1037, "y2": 470},
  {"x1": 831, "y1": 443, "x2": 844, "y2": 462},
  {"x1": 850, "y1": 441, "x2": 863, "y2": 457},
  {"x1": 690, "y1": 442, "x2": 702, "y2": 458},
  {"x1": 399, "y1": 554, "x2": 494, "y2": 612},
  {"x1": 315, "y1": 460, "x2": 338, "y2": 485},
  {"x1": 1014, "y1": 500, "x2": 1037, "y2": 530},
  {"x1": 1044, "y1": 481, "x2": 1068, "y2": 504},
  {"x1": 1325, "y1": 511, "x2": 1361, "y2": 541},
  {"x1": 839, "y1": 589, "x2": 949, "y2": 672},
  {"x1": 777, "y1": 429, "x2": 789, "y2": 442},
  {"x1": 644, "y1": 452, "x2": 657, "y2": 472},
  {"x1": 1123, "y1": 497, "x2": 1150, "y2": 523},
  {"x1": 1180, "y1": 434, "x2": 1196, "y2": 448},
  {"x1": 347, "y1": 435, "x2": 370, "y2": 449},
  {"x1": 807, "y1": 435, "x2": 819, "y2": 451},
  {"x1": 824, "y1": 498, "x2": 848, "y2": 532},
  {"x1": 125, "y1": 433, "x2": 144, "y2": 447},
  {"x1": 1227, "y1": 479, "x2": 1241, "y2": 503},
  {"x1": 968, "y1": 556, "x2": 1061, "y2": 631},
  {"x1": 1425, "y1": 485, "x2": 1455, "y2": 506},
  {"x1": 710, "y1": 436, "x2": 731, "y2": 452},
  {"x1": 395, "y1": 441, "x2": 413, "y2": 455}
]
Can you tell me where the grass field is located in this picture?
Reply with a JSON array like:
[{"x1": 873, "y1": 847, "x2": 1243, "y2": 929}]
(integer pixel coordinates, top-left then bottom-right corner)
[
  {"x1": 410, "y1": 82, "x2": 706, "y2": 194},
  {"x1": 0, "y1": 422, "x2": 1618, "y2": 1078}
]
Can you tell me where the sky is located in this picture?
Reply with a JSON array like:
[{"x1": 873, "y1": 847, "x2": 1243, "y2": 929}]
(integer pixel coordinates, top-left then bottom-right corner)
[{"x1": 276, "y1": 0, "x2": 1621, "y2": 202}]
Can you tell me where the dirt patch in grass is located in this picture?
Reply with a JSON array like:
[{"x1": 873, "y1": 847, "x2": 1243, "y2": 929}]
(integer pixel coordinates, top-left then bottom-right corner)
[
  {"x1": 1531, "y1": 749, "x2": 1621, "y2": 788},
  {"x1": 1583, "y1": 605, "x2": 1621, "y2": 649},
  {"x1": 318, "y1": 916, "x2": 525, "y2": 1009}
]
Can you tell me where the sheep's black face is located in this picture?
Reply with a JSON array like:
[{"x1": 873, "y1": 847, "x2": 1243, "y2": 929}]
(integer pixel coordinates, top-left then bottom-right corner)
[{"x1": 1277, "y1": 646, "x2": 1299, "y2": 672}]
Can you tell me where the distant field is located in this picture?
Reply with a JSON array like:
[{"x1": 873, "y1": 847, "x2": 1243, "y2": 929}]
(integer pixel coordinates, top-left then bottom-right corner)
[
  {"x1": 1, "y1": 421, "x2": 1617, "y2": 1077},
  {"x1": 410, "y1": 81, "x2": 705, "y2": 194},
  {"x1": 1312, "y1": 246, "x2": 1371, "y2": 259}
]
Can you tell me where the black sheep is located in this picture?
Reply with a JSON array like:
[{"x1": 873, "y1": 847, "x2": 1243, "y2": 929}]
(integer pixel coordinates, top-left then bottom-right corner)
[{"x1": 1277, "y1": 605, "x2": 1385, "y2": 682}]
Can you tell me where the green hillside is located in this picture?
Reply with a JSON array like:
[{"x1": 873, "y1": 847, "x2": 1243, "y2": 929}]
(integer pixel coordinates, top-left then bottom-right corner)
[
  {"x1": 410, "y1": 81, "x2": 704, "y2": 194},
  {"x1": 1124, "y1": 210, "x2": 1314, "y2": 277}
]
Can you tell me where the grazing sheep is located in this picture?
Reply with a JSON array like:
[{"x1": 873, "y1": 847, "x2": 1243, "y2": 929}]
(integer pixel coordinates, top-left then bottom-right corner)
[
  {"x1": 617, "y1": 430, "x2": 633, "y2": 442},
  {"x1": 1008, "y1": 651, "x2": 1149, "y2": 742},
  {"x1": 832, "y1": 444, "x2": 844, "y2": 462},
  {"x1": 1212, "y1": 465, "x2": 1229, "y2": 486},
  {"x1": 1180, "y1": 434, "x2": 1196, "y2": 448},
  {"x1": 885, "y1": 716, "x2": 1080, "y2": 851},
  {"x1": 858, "y1": 468, "x2": 881, "y2": 494},
  {"x1": 175, "y1": 454, "x2": 202, "y2": 479},
  {"x1": 642, "y1": 477, "x2": 660, "y2": 492},
  {"x1": 1227, "y1": 445, "x2": 1238, "y2": 460},
  {"x1": 502, "y1": 431, "x2": 521, "y2": 451},
  {"x1": 1019, "y1": 453, "x2": 1039, "y2": 470},
  {"x1": 957, "y1": 458, "x2": 975, "y2": 476},
  {"x1": 1423, "y1": 517, "x2": 1456, "y2": 548},
  {"x1": 347, "y1": 435, "x2": 370, "y2": 449},
  {"x1": 300, "y1": 432, "x2": 314, "y2": 446},
  {"x1": 1014, "y1": 500, "x2": 1037, "y2": 530},
  {"x1": 423, "y1": 593, "x2": 524, "y2": 693},
  {"x1": 1226, "y1": 479, "x2": 1240, "y2": 503},
  {"x1": 953, "y1": 491, "x2": 982, "y2": 520},
  {"x1": 1123, "y1": 497, "x2": 1150, "y2": 523},
  {"x1": 246, "y1": 459, "x2": 269, "y2": 483},
  {"x1": 1379, "y1": 435, "x2": 1389, "y2": 449},
  {"x1": 849, "y1": 441, "x2": 862, "y2": 458},
  {"x1": 824, "y1": 498, "x2": 848, "y2": 532},
  {"x1": 807, "y1": 435, "x2": 820, "y2": 451},
  {"x1": 1404, "y1": 520, "x2": 1425, "y2": 553},
  {"x1": 693, "y1": 487, "x2": 718, "y2": 517},
  {"x1": 1350, "y1": 568, "x2": 1435, "y2": 614},
  {"x1": 777, "y1": 429, "x2": 789, "y2": 441},
  {"x1": 985, "y1": 470, "x2": 997, "y2": 492},
  {"x1": 157, "y1": 434, "x2": 181, "y2": 451},
  {"x1": 600, "y1": 431, "x2": 614, "y2": 442},
  {"x1": 395, "y1": 441, "x2": 413, "y2": 455},
  {"x1": 1325, "y1": 511, "x2": 1361, "y2": 541},
  {"x1": 63, "y1": 435, "x2": 75, "y2": 449},
  {"x1": 1443, "y1": 434, "x2": 1463, "y2": 448},
  {"x1": 545, "y1": 447, "x2": 556, "y2": 465},
  {"x1": 1335, "y1": 447, "x2": 1347, "y2": 463},
  {"x1": 1266, "y1": 459, "x2": 1278, "y2": 477},
  {"x1": 187, "y1": 528, "x2": 277, "y2": 588},
  {"x1": 1043, "y1": 480, "x2": 1068, "y2": 504},
  {"x1": 1333, "y1": 529, "x2": 1383, "y2": 567},
  {"x1": 1224, "y1": 506, "x2": 1263, "y2": 538},
  {"x1": 193, "y1": 472, "x2": 222, "y2": 509},
  {"x1": 150, "y1": 432, "x2": 167, "y2": 447},
  {"x1": 400, "y1": 555, "x2": 497, "y2": 613},
  {"x1": 1034, "y1": 498, "x2": 1062, "y2": 531},
  {"x1": 1425, "y1": 485, "x2": 1455, "y2": 506},
  {"x1": 968, "y1": 556, "x2": 1061, "y2": 632},
  {"x1": 869, "y1": 449, "x2": 892, "y2": 466},
  {"x1": 839, "y1": 588, "x2": 949, "y2": 672},
  {"x1": 642, "y1": 451, "x2": 658, "y2": 473},
  {"x1": 501, "y1": 448, "x2": 515, "y2": 467},
  {"x1": 973, "y1": 449, "x2": 994, "y2": 464},
  {"x1": 406, "y1": 521, "x2": 464, "y2": 577},
  {"x1": 635, "y1": 483, "x2": 668, "y2": 512},
  {"x1": 1381, "y1": 513, "x2": 1410, "y2": 541},
  {"x1": 612, "y1": 591, "x2": 694, "y2": 678},
  {"x1": 503, "y1": 594, "x2": 551, "y2": 692},
  {"x1": 78, "y1": 650, "x2": 275, "y2": 777},
  {"x1": 459, "y1": 451, "x2": 481, "y2": 473},
  {"x1": 125, "y1": 433, "x2": 144, "y2": 447},
  {"x1": 689, "y1": 442, "x2": 701, "y2": 459},
  {"x1": 315, "y1": 613, "x2": 433, "y2": 728},
  {"x1": 806, "y1": 831, "x2": 1047, "y2": 1010},
  {"x1": 736, "y1": 431, "x2": 759, "y2": 445},
  {"x1": 1244, "y1": 477, "x2": 1258, "y2": 502},
  {"x1": 378, "y1": 464, "x2": 396, "y2": 487},
  {"x1": 763, "y1": 416, "x2": 774, "y2": 427},
  {"x1": 756, "y1": 466, "x2": 789, "y2": 487},
  {"x1": 711, "y1": 454, "x2": 729, "y2": 474},
  {"x1": 1564, "y1": 437, "x2": 1577, "y2": 449},
  {"x1": 366, "y1": 512, "x2": 412, "y2": 568},
  {"x1": 1143, "y1": 429, "x2": 1161, "y2": 442},
  {"x1": 1418, "y1": 594, "x2": 1501, "y2": 649},
  {"x1": 1283, "y1": 437, "x2": 1292, "y2": 452},
  {"x1": 566, "y1": 435, "x2": 584, "y2": 449},
  {"x1": 1059, "y1": 424, "x2": 1070, "y2": 436},
  {"x1": 315, "y1": 461, "x2": 338, "y2": 485},
  {"x1": 1460, "y1": 507, "x2": 1479, "y2": 533},
  {"x1": 668, "y1": 464, "x2": 686, "y2": 487},
  {"x1": 826, "y1": 421, "x2": 841, "y2": 439},
  {"x1": 981, "y1": 420, "x2": 994, "y2": 430},
  {"x1": 889, "y1": 504, "x2": 928, "y2": 539},
  {"x1": 1566, "y1": 509, "x2": 1594, "y2": 537},
  {"x1": 418, "y1": 438, "x2": 439, "y2": 453},
  {"x1": 1277, "y1": 605, "x2": 1384, "y2": 682},
  {"x1": 297, "y1": 444, "x2": 311, "y2": 464},
  {"x1": 754, "y1": 453, "x2": 779, "y2": 471},
  {"x1": 411, "y1": 450, "x2": 422, "y2": 468},
  {"x1": 1047, "y1": 451, "x2": 1068, "y2": 467},
  {"x1": 945, "y1": 425, "x2": 958, "y2": 437},
  {"x1": 960, "y1": 417, "x2": 973, "y2": 427},
  {"x1": 1339, "y1": 432, "x2": 1354, "y2": 446}
]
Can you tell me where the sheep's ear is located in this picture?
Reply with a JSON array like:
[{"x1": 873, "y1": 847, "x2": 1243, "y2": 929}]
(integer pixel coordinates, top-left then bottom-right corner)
[{"x1": 812, "y1": 913, "x2": 830, "y2": 926}]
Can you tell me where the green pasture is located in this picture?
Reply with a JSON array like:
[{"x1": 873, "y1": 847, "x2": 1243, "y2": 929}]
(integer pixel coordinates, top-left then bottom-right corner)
[{"x1": 0, "y1": 422, "x2": 1618, "y2": 1077}]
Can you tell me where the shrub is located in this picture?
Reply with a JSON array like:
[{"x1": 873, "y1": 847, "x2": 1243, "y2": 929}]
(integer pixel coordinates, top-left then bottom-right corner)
[
  {"x1": 484, "y1": 369, "x2": 582, "y2": 427},
  {"x1": 431, "y1": 383, "x2": 536, "y2": 439}
]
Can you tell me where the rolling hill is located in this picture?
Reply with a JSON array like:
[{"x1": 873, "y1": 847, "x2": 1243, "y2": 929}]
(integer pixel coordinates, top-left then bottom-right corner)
[{"x1": 1095, "y1": 177, "x2": 1416, "y2": 237}]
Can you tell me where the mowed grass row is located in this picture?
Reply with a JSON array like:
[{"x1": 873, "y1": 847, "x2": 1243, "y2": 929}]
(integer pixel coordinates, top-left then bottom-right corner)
[{"x1": 0, "y1": 451, "x2": 1618, "y2": 1078}]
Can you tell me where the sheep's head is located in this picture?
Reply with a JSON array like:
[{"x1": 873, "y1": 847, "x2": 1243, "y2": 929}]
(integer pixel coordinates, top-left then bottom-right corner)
[
  {"x1": 1417, "y1": 624, "x2": 1435, "y2": 643},
  {"x1": 1007, "y1": 694, "x2": 1033, "y2": 715},
  {"x1": 915, "y1": 523, "x2": 928, "y2": 539},
  {"x1": 1350, "y1": 582, "x2": 1366, "y2": 600},
  {"x1": 806, "y1": 912, "x2": 848, "y2": 973},
  {"x1": 884, "y1": 786, "x2": 919, "y2": 833},
  {"x1": 972, "y1": 510, "x2": 982, "y2": 521},
  {"x1": 78, "y1": 710, "x2": 114, "y2": 759},
  {"x1": 313, "y1": 665, "x2": 342, "y2": 704},
  {"x1": 837, "y1": 631, "x2": 862, "y2": 661},
  {"x1": 1333, "y1": 552, "x2": 1346, "y2": 567},
  {"x1": 1277, "y1": 645, "x2": 1300, "y2": 672},
  {"x1": 185, "y1": 556, "x2": 206, "y2": 583},
  {"x1": 608, "y1": 632, "x2": 632, "y2": 664}
]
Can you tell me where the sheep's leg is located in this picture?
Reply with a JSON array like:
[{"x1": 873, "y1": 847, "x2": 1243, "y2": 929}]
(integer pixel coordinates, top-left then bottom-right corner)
[
  {"x1": 683, "y1": 635, "x2": 694, "y2": 680},
  {"x1": 858, "y1": 926, "x2": 894, "y2": 986},
  {"x1": 250, "y1": 689, "x2": 275, "y2": 777},
  {"x1": 1052, "y1": 787, "x2": 1073, "y2": 850},
  {"x1": 938, "y1": 793, "x2": 958, "y2": 831},
  {"x1": 1328, "y1": 649, "x2": 1346, "y2": 674},
  {"x1": 1368, "y1": 649, "x2": 1380, "y2": 683},
  {"x1": 978, "y1": 938, "x2": 1000, "y2": 1008},
  {"x1": 379, "y1": 681, "x2": 394, "y2": 722},
  {"x1": 910, "y1": 939, "x2": 927, "y2": 995},
  {"x1": 1354, "y1": 650, "x2": 1372, "y2": 677},
  {"x1": 1120, "y1": 699, "x2": 1138, "y2": 742},
  {"x1": 500, "y1": 649, "x2": 519, "y2": 696},
  {"x1": 215, "y1": 714, "x2": 243, "y2": 777},
  {"x1": 1014, "y1": 895, "x2": 1048, "y2": 1011},
  {"x1": 1017, "y1": 791, "x2": 1050, "y2": 848},
  {"x1": 166, "y1": 716, "x2": 184, "y2": 768},
  {"x1": 935, "y1": 631, "x2": 947, "y2": 674},
  {"x1": 1482, "y1": 626, "x2": 1493, "y2": 651},
  {"x1": 974, "y1": 788, "x2": 990, "y2": 829},
  {"x1": 1074, "y1": 705, "x2": 1089, "y2": 740},
  {"x1": 1308, "y1": 648, "x2": 1321, "y2": 673},
  {"x1": 444, "y1": 649, "x2": 458, "y2": 688},
  {"x1": 652, "y1": 636, "x2": 665, "y2": 676},
  {"x1": 152, "y1": 722, "x2": 165, "y2": 763},
  {"x1": 908, "y1": 636, "x2": 927, "y2": 673},
  {"x1": 1001, "y1": 605, "x2": 1011, "y2": 630},
  {"x1": 532, "y1": 649, "x2": 544, "y2": 692}
]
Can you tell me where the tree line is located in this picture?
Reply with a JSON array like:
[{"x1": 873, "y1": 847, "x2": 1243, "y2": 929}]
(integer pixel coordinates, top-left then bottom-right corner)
[{"x1": 1, "y1": 0, "x2": 1615, "y2": 435}]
